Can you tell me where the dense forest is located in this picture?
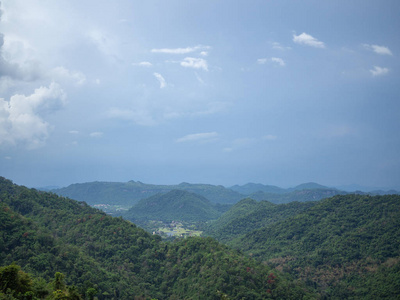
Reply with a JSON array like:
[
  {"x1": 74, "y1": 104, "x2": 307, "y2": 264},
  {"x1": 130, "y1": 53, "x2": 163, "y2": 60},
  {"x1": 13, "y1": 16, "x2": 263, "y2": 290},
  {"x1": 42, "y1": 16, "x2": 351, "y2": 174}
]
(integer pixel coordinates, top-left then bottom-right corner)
[
  {"x1": 206, "y1": 194, "x2": 400, "y2": 298},
  {"x1": 204, "y1": 199, "x2": 317, "y2": 244},
  {"x1": 124, "y1": 190, "x2": 225, "y2": 223},
  {"x1": 2, "y1": 176, "x2": 400, "y2": 299},
  {"x1": 0, "y1": 177, "x2": 312, "y2": 299}
]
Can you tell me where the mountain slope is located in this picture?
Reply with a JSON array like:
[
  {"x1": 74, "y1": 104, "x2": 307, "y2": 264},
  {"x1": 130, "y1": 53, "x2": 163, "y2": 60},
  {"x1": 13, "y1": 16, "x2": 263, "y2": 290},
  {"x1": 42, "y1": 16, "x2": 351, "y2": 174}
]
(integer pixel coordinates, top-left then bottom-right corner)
[
  {"x1": 248, "y1": 188, "x2": 345, "y2": 203},
  {"x1": 205, "y1": 199, "x2": 317, "y2": 243},
  {"x1": 233, "y1": 194, "x2": 400, "y2": 298},
  {"x1": 124, "y1": 189, "x2": 221, "y2": 222},
  {"x1": 52, "y1": 180, "x2": 244, "y2": 206},
  {"x1": 0, "y1": 177, "x2": 312, "y2": 299}
]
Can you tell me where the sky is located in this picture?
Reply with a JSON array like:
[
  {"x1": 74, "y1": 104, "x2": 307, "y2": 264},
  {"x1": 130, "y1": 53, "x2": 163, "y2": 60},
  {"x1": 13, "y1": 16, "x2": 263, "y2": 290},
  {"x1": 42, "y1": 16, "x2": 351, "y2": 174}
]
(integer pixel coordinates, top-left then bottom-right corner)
[{"x1": 0, "y1": 0, "x2": 400, "y2": 190}]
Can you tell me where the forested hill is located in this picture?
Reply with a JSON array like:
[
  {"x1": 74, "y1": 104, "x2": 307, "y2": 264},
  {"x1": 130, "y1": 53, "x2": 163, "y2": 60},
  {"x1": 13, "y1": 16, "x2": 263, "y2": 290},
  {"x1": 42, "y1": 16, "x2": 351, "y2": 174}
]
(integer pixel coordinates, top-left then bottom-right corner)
[
  {"x1": 231, "y1": 194, "x2": 400, "y2": 298},
  {"x1": 52, "y1": 181, "x2": 244, "y2": 206},
  {"x1": 230, "y1": 182, "x2": 399, "y2": 204},
  {"x1": 52, "y1": 180, "x2": 399, "y2": 209},
  {"x1": 0, "y1": 176, "x2": 313, "y2": 299},
  {"x1": 51, "y1": 180, "x2": 351, "y2": 208},
  {"x1": 123, "y1": 189, "x2": 222, "y2": 223},
  {"x1": 205, "y1": 198, "x2": 317, "y2": 243}
]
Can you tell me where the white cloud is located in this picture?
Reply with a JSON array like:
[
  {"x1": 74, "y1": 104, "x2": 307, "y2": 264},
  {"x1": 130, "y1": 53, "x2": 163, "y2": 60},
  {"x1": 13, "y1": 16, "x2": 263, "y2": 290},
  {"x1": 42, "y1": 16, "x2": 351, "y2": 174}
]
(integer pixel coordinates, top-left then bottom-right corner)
[
  {"x1": 272, "y1": 42, "x2": 291, "y2": 51},
  {"x1": 69, "y1": 130, "x2": 79, "y2": 134},
  {"x1": 50, "y1": 66, "x2": 86, "y2": 85},
  {"x1": 271, "y1": 57, "x2": 285, "y2": 66},
  {"x1": 180, "y1": 57, "x2": 208, "y2": 71},
  {"x1": 363, "y1": 44, "x2": 392, "y2": 55},
  {"x1": 257, "y1": 58, "x2": 285, "y2": 66},
  {"x1": 0, "y1": 82, "x2": 66, "y2": 148},
  {"x1": 257, "y1": 58, "x2": 267, "y2": 64},
  {"x1": 133, "y1": 61, "x2": 153, "y2": 67},
  {"x1": 90, "y1": 131, "x2": 103, "y2": 138},
  {"x1": 151, "y1": 45, "x2": 210, "y2": 54},
  {"x1": 0, "y1": 34, "x2": 43, "y2": 81},
  {"x1": 153, "y1": 72, "x2": 167, "y2": 88},
  {"x1": 370, "y1": 66, "x2": 389, "y2": 77},
  {"x1": 176, "y1": 132, "x2": 218, "y2": 143},
  {"x1": 293, "y1": 32, "x2": 325, "y2": 48}
]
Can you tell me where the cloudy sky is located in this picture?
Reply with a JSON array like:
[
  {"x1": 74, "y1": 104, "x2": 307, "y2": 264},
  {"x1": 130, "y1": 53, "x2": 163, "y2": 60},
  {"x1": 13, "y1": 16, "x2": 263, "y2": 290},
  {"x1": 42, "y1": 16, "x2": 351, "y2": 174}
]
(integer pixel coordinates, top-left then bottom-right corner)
[{"x1": 1, "y1": 0, "x2": 399, "y2": 189}]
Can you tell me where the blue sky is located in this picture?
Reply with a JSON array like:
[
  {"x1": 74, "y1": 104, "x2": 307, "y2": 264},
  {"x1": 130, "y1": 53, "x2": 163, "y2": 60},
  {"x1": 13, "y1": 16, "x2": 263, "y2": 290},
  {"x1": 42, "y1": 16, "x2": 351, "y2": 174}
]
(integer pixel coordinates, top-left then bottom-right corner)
[{"x1": 1, "y1": 0, "x2": 399, "y2": 189}]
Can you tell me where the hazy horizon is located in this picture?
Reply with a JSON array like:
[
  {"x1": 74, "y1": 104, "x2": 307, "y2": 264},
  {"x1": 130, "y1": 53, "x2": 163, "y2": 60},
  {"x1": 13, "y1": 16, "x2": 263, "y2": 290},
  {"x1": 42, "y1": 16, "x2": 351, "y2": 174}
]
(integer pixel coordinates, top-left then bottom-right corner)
[
  {"x1": 1, "y1": 1, "x2": 399, "y2": 190},
  {"x1": 30, "y1": 179, "x2": 400, "y2": 194}
]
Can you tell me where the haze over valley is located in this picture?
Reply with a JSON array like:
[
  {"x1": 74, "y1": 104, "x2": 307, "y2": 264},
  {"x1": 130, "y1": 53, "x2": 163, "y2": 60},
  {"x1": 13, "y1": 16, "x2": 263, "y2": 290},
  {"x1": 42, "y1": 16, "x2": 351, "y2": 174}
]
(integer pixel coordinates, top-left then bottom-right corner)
[{"x1": 1, "y1": 1, "x2": 400, "y2": 299}]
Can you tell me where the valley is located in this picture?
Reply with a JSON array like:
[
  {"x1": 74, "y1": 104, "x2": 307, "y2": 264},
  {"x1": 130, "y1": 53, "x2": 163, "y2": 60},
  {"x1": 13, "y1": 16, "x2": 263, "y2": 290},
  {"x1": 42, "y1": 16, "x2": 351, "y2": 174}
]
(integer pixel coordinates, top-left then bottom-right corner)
[
  {"x1": 151, "y1": 221, "x2": 203, "y2": 238},
  {"x1": 2, "y1": 176, "x2": 400, "y2": 299}
]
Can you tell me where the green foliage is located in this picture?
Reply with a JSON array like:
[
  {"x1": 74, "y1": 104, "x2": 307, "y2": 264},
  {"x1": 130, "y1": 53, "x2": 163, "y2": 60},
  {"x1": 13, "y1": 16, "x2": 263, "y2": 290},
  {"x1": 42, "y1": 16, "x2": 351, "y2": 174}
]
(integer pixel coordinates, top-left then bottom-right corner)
[
  {"x1": 0, "y1": 264, "x2": 32, "y2": 297},
  {"x1": 205, "y1": 198, "x2": 316, "y2": 243},
  {"x1": 0, "y1": 177, "x2": 313, "y2": 299},
  {"x1": 0, "y1": 264, "x2": 82, "y2": 300},
  {"x1": 230, "y1": 194, "x2": 400, "y2": 298},
  {"x1": 124, "y1": 189, "x2": 222, "y2": 223}
]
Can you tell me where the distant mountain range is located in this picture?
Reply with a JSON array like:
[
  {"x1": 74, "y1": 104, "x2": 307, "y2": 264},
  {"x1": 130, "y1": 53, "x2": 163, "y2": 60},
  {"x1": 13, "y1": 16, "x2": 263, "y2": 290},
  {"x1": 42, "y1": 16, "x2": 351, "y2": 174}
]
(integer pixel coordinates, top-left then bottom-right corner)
[
  {"x1": 51, "y1": 181, "x2": 399, "y2": 207},
  {"x1": 51, "y1": 181, "x2": 243, "y2": 206},
  {"x1": 3, "y1": 176, "x2": 400, "y2": 298}
]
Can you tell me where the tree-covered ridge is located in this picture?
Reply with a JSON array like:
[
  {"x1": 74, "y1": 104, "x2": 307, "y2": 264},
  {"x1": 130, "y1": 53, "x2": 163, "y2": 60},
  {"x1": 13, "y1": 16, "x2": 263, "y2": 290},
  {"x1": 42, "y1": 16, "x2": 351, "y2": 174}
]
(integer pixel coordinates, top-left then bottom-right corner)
[
  {"x1": 52, "y1": 181, "x2": 244, "y2": 206},
  {"x1": 53, "y1": 180, "x2": 389, "y2": 208},
  {"x1": 229, "y1": 182, "x2": 329, "y2": 195},
  {"x1": 246, "y1": 188, "x2": 344, "y2": 204},
  {"x1": 232, "y1": 194, "x2": 400, "y2": 298},
  {"x1": 205, "y1": 198, "x2": 317, "y2": 243},
  {"x1": 124, "y1": 189, "x2": 222, "y2": 223},
  {"x1": 0, "y1": 177, "x2": 313, "y2": 299},
  {"x1": 230, "y1": 182, "x2": 399, "y2": 204}
]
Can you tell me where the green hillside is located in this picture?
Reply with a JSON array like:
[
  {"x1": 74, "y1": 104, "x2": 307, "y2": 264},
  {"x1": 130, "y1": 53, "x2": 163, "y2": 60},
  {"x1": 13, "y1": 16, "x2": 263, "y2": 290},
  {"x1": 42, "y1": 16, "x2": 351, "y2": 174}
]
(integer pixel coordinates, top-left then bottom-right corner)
[
  {"x1": 124, "y1": 189, "x2": 221, "y2": 223},
  {"x1": 232, "y1": 194, "x2": 400, "y2": 298},
  {"x1": 205, "y1": 199, "x2": 316, "y2": 243},
  {"x1": 0, "y1": 177, "x2": 312, "y2": 299},
  {"x1": 248, "y1": 188, "x2": 345, "y2": 203}
]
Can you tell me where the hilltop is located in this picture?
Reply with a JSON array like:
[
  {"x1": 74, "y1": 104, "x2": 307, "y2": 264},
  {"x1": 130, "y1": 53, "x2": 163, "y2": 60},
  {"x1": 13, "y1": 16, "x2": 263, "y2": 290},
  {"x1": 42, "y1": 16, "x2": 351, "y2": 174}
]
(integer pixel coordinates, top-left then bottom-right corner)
[
  {"x1": 124, "y1": 189, "x2": 221, "y2": 223},
  {"x1": 52, "y1": 180, "x2": 399, "y2": 211},
  {"x1": 52, "y1": 180, "x2": 244, "y2": 206}
]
